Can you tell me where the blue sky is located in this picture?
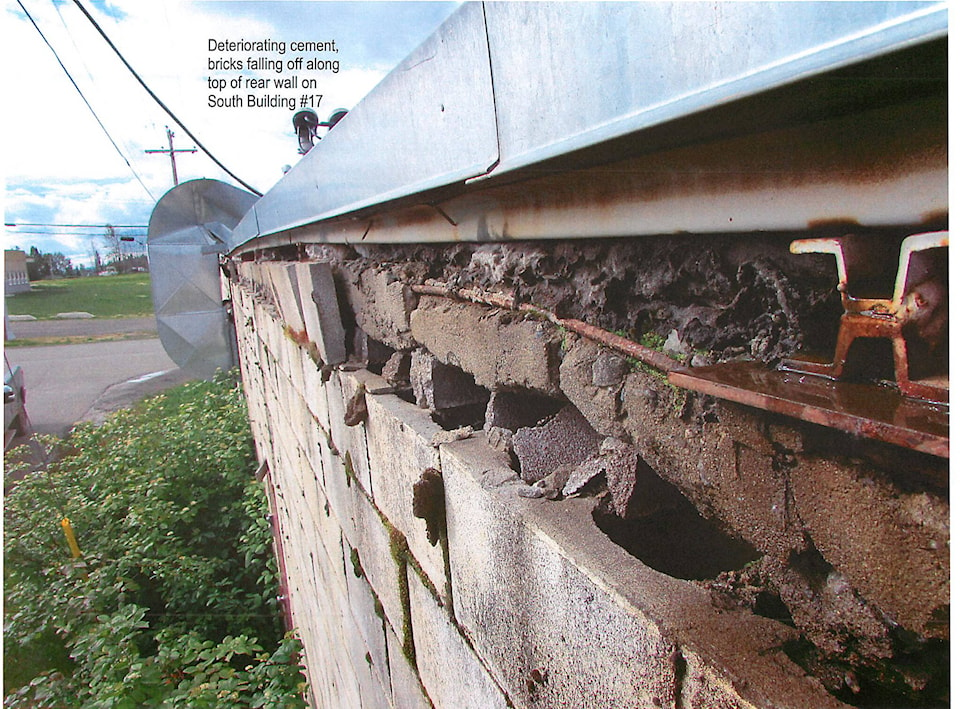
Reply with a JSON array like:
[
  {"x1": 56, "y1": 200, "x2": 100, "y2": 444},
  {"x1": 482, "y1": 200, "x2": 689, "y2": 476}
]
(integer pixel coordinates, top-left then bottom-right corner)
[{"x1": 3, "y1": 1, "x2": 458, "y2": 266}]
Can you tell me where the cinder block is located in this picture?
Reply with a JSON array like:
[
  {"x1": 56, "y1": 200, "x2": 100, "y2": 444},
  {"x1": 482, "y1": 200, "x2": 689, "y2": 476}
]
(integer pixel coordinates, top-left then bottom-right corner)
[
  {"x1": 411, "y1": 349, "x2": 489, "y2": 411},
  {"x1": 512, "y1": 404, "x2": 603, "y2": 484},
  {"x1": 341, "y1": 541, "x2": 394, "y2": 702},
  {"x1": 385, "y1": 621, "x2": 432, "y2": 709},
  {"x1": 441, "y1": 437, "x2": 678, "y2": 709},
  {"x1": 410, "y1": 295, "x2": 562, "y2": 395},
  {"x1": 484, "y1": 389, "x2": 563, "y2": 432},
  {"x1": 325, "y1": 370, "x2": 376, "y2": 495},
  {"x1": 408, "y1": 566, "x2": 511, "y2": 709},
  {"x1": 296, "y1": 261, "x2": 347, "y2": 365},
  {"x1": 364, "y1": 390, "x2": 447, "y2": 600}
]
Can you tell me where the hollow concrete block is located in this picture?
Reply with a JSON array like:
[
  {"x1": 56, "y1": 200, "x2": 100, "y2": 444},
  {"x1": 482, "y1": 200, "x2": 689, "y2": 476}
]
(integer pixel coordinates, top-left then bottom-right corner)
[
  {"x1": 408, "y1": 566, "x2": 511, "y2": 709},
  {"x1": 364, "y1": 390, "x2": 447, "y2": 601},
  {"x1": 296, "y1": 261, "x2": 347, "y2": 365}
]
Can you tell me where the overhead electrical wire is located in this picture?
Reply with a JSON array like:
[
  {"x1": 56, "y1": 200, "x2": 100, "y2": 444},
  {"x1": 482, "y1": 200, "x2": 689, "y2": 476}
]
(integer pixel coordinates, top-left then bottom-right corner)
[
  {"x1": 5, "y1": 223, "x2": 149, "y2": 228},
  {"x1": 16, "y1": 0, "x2": 157, "y2": 202},
  {"x1": 70, "y1": 0, "x2": 264, "y2": 197}
]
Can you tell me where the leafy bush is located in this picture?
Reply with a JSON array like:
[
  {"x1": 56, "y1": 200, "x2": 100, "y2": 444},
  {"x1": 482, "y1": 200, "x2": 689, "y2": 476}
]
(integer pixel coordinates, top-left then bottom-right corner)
[{"x1": 4, "y1": 372, "x2": 308, "y2": 707}]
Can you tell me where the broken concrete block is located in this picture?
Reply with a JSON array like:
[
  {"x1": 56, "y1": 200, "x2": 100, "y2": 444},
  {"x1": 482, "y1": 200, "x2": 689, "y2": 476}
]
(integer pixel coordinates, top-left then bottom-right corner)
[
  {"x1": 338, "y1": 263, "x2": 417, "y2": 350},
  {"x1": 484, "y1": 426, "x2": 513, "y2": 454},
  {"x1": 351, "y1": 329, "x2": 394, "y2": 368},
  {"x1": 410, "y1": 296, "x2": 562, "y2": 395},
  {"x1": 512, "y1": 405, "x2": 603, "y2": 484},
  {"x1": 483, "y1": 390, "x2": 563, "y2": 432},
  {"x1": 381, "y1": 351, "x2": 411, "y2": 387},
  {"x1": 600, "y1": 438, "x2": 642, "y2": 517},
  {"x1": 296, "y1": 261, "x2": 346, "y2": 365},
  {"x1": 560, "y1": 456, "x2": 604, "y2": 497},
  {"x1": 559, "y1": 338, "x2": 628, "y2": 439},
  {"x1": 411, "y1": 349, "x2": 488, "y2": 412}
]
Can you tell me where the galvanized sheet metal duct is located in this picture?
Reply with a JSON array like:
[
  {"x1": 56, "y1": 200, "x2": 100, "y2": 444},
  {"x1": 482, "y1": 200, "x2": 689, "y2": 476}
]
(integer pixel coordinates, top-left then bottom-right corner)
[{"x1": 148, "y1": 179, "x2": 257, "y2": 377}]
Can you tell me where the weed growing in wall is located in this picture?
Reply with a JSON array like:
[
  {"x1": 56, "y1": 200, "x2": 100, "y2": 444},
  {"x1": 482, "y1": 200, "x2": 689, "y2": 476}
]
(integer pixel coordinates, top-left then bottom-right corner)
[{"x1": 3, "y1": 372, "x2": 308, "y2": 708}]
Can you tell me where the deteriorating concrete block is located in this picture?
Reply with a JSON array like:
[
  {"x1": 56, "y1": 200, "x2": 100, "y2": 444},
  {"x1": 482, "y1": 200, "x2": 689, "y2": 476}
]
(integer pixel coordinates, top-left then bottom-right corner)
[
  {"x1": 559, "y1": 337, "x2": 628, "y2": 439},
  {"x1": 295, "y1": 261, "x2": 347, "y2": 365},
  {"x1": 382, "y1": 350, "x2": 411, "y2": 387},
  {"x1": 351, "y1": 329, "x2": 395, "y2": 368},
  {"x1": 512, "y1": 405, "x2": 603, "y2": 484},
  {"x1": 439, "y1": 437, "x2": 848, "y2": 709},
  {"x1": 364, "y1": 390, "x2": 447, "y2": 600},
  {"x1": 338, "y1": 263, "x2": 417, "y2": 350},
  {"x1": 484, "y1": 389, "x2": 563, "y2": 432},
  {"x1": 411, "y1": 349, "x2": 489, "y2": 411},
  {"x1": 407, "y1": 566, "x2": 511, "y2": 709},
  {"x1": 266, "y1": 262, "x2": 306, "y2": 334},
  {"x1": 410, "y1": 296, "x2": 562, "y2": 395},
  {"x1": 440, "y1": 438, "x2": 677, "y2": 708},
  {"x1": 792, "y1": 456, "x2": 949, "y2": 640}
]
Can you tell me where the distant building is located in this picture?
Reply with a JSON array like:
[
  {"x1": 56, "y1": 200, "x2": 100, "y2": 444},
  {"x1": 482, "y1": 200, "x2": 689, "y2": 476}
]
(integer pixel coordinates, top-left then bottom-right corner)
[{"x1": 4, "y1": 250, "x2": 30, "y2": 295}]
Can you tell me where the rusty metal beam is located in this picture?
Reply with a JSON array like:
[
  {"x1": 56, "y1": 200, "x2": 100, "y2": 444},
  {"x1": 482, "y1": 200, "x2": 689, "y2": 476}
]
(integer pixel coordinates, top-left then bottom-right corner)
[{"x1": 669, "y1": 362, "x2": 948, "y2": 458}]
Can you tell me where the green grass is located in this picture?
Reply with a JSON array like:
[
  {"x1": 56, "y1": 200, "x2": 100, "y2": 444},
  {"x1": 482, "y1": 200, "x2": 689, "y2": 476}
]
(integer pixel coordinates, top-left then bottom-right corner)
[{"x1": 5, "y1": 274, "x2": 153, "y2": 320}]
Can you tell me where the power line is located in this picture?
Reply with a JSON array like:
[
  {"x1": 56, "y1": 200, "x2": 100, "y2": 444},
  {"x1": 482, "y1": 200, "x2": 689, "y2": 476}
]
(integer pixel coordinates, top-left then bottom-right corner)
[
  {"x1": 6, "y1": 223, "x2": 148, "y2": 228},
  {"x1": 15, "y1": 0, "x2": 157, "y2": 203},
  {"x1": 71, "y1": 0, "x2": 263, "y2": 197},
  {"x1": 6, "y1": 231, "x2": 148, "y2": 237}
]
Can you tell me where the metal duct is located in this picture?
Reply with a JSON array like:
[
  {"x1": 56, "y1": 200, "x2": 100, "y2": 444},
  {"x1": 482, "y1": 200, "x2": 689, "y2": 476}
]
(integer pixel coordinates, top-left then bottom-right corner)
[{"x1": 147, "y1": 179, "x2": 257, "y2": 378}]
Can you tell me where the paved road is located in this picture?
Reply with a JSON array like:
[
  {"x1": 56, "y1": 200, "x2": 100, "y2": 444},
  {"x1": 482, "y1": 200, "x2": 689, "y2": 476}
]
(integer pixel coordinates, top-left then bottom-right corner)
[
  {"x1": 7, "y1": 316, "x2": 157, "y2": 339},
  {"x1": 7, "y1": 338, "x2": 195, "y2": 437}
]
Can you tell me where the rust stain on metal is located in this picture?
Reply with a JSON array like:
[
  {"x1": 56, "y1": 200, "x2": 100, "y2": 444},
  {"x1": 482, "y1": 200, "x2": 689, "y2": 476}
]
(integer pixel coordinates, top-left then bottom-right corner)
[
  {"x1": 670, "y1": 362, "x2": 948, "y2": 458},
  {"x1": 785, "y1": 231, "x2": 948, "y2": 403}
]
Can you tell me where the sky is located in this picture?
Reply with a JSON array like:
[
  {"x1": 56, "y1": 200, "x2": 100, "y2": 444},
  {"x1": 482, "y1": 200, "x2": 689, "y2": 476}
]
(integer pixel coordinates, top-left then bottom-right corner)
[{"x1": 2, "y1": 0, "x2": 459, "y2": 267}]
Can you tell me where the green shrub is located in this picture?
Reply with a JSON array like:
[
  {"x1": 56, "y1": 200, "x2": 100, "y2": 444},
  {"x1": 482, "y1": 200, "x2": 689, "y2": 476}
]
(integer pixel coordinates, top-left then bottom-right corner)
[{"x1": 4, "y1": 372, "x2": 308, "y2": 707}]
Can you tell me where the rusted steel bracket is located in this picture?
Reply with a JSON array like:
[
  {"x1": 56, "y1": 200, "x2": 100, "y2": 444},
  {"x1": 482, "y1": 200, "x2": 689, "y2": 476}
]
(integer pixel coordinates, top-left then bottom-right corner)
[
  {"x1": 782, "y1": 230, "x2": 948, "y2": 403},
  {"x1": 670, "y1": 230, "x2": 948, "y2": 457}
]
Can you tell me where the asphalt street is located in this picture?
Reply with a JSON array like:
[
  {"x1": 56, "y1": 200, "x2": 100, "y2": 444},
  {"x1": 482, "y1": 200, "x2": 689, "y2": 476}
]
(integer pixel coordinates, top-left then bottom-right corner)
[
  {"x1": 6, "y1": 332, "x2": 196, "y2": 437},
  {"x1": 6, "y1": 316, "x2": 159, "y2": 340}
]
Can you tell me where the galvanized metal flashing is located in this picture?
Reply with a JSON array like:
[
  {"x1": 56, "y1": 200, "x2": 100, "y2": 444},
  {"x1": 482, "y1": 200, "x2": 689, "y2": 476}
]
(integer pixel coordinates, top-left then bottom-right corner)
[{"x1": 229, "y1": 0, "x2": 947, "y2": 250}]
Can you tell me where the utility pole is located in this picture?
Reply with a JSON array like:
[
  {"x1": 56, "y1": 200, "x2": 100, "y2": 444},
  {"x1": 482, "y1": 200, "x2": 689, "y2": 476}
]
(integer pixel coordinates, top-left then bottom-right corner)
[{"x1": 145, "y1": 127, "x2": 197, "y2": 187}]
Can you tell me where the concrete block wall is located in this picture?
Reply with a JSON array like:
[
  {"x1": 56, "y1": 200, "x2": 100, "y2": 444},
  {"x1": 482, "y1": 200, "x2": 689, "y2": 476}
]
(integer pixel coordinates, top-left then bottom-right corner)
[{"x1": 230, "y1": 263, "x2": 851, "y2": 709}]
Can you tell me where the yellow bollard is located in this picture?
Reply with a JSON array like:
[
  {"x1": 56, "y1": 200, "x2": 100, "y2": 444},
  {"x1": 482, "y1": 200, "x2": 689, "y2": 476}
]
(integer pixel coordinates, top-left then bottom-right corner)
[{"x1": 61, "y1": 518, "x2": 82, "y2": 559}]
